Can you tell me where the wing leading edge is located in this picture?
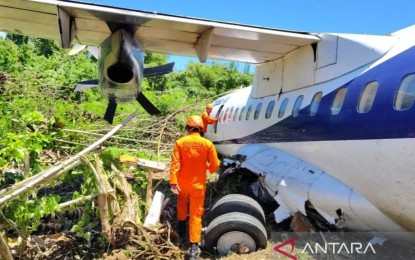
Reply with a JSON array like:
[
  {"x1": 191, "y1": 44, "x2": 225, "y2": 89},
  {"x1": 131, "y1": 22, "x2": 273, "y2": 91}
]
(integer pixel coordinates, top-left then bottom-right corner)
[{"x1": 0, "y1": 0, "x2": 321, "y2": 64}]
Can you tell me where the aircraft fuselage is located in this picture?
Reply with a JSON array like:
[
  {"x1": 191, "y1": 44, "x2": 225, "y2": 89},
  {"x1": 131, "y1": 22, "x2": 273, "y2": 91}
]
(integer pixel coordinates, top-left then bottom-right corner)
[{"x1": 206, "y1": 25, "x2": 415, "y2": 233}]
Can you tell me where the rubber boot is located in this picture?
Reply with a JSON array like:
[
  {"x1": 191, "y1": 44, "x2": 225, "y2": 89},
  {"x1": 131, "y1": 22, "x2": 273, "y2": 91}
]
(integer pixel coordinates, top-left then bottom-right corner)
[
  {"x1": 189, "y1": 243, "x2": 200, "y2": 260},
  {"x1": 177, "y1": 220, "x2": 187, "y2": 240}
]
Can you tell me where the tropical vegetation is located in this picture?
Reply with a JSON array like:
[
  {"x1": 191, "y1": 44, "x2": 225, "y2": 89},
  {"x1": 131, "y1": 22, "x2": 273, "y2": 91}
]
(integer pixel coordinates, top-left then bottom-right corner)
[{"x1": 0, "y1": 34, "x2": 253, "y2": 259}]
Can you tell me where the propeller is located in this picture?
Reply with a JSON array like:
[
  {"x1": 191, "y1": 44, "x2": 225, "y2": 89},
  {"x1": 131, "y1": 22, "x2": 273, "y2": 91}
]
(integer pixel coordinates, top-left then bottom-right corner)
[
  {"x1": 74, "y1": 79, "x2": 99, "y2": 92},
  {"x1": 69, "y1": 44, "x2": 99, "y2": 59},
  {"x1": 136, "y1": 92, "x2": 160, "y2": 115},
  {"x1": 103, "y1": 97, "x2": 118, "y2": 124},
  {"x1": 143, "y1": 62, "x2": 174, "y2": 77}
]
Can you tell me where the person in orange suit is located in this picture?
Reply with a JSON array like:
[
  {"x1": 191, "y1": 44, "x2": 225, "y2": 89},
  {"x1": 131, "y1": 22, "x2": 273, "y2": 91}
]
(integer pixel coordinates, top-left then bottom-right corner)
[
  {"x1": 169, "y1": 115, "x2": 220, "y2": 260},
  {"x1": 201, "y1": 103, "x2": 218, "y2": 137}
]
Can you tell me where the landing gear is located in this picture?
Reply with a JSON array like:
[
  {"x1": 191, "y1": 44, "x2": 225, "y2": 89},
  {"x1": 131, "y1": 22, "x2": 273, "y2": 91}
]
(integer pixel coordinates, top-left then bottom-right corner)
[
  {"x1": 206, "y1": 194, "x2": 266, "y2": 225},
  {"x1": 203, "y1": 212, "x2": 267, "y2": 256}
]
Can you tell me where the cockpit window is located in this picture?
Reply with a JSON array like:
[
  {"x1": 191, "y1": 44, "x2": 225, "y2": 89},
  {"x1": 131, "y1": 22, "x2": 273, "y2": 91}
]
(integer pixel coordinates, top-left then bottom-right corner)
[
  {"x1": 358, "y1": 81, "x2": 378, "y2": 113},
  {"x1": 331, "y1": 87, "x2": 347, "y2": 115},
  {"x1": 292, "y1": 95, "x2": 304, "y2": 118},
  {"x1": 254, "y1": 103, "x2": 262, "y2": 119},
  {"x1": 395, "y1": 74, "x2": 415, "y2": 111},
  {"x1": 310, "y1": 92, "x2": 323, "y2": 116},
  {"x1": 278, "y1": 98, "x2": 289, "y2": 118},
  {"x1": 265, "y1": 100, "x2": 275, "y2": 119}
]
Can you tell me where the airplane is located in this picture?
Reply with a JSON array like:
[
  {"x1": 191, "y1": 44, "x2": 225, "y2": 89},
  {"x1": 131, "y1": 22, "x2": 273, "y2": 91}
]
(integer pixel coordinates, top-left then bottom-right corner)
[{"x1": 1, "y1": 0, "x2": 415, "y2": 256}]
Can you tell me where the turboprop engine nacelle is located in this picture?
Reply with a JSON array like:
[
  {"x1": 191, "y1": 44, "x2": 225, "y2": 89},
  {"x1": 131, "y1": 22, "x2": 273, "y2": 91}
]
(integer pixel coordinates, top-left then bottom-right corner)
[
  {"x1": 100, "y1": 28, "x2": 144, "y2": 103},
  {"x1": 74, "y1": 28, "x2": 174, "y2": 124}
]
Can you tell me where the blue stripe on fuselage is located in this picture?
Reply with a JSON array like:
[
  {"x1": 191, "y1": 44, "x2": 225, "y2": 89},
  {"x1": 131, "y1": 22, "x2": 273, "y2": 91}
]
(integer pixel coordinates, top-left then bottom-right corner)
[{"x1": 214, "y1": 46, "x2": 415, "y2": 145}]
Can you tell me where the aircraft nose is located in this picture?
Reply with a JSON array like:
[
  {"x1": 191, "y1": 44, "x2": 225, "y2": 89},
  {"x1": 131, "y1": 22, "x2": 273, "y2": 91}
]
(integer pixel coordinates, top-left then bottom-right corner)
[{"x1": 107, "y1": 63, "x2": 134, "y2": 84}]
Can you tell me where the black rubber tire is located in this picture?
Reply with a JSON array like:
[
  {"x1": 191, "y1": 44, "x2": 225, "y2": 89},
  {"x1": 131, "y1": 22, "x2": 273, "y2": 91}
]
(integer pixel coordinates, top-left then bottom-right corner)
[
  {"x1": 206, "y1": 194, "x2": 266, "y2": 225},
  {"x1": 203, "y1": 212, "x2": 268, "y2": 255}
]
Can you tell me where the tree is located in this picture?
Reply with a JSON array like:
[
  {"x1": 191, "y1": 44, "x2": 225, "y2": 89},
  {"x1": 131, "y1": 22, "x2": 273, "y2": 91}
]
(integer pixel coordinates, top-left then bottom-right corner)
[
  {"x1": 33, "y1": 38, "x2": 59, "y2": 57},
  {"x1": 6, "y1": 34, "x2": 29, "y2": 45}
]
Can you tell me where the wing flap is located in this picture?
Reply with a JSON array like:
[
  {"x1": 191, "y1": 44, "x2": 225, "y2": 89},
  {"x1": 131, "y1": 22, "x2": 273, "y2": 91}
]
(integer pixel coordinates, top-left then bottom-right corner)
[{"x1": 0, "y1": 0, "x2": 321, "y2": 64}]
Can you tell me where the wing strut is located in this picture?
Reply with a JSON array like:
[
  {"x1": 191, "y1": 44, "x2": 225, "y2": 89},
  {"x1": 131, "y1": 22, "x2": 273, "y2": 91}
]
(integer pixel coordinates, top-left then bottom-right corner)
[
  {"x1": 57, "y1": 7, "x2": 75, "y2": 48},
  {"x1": 195, "y1": 28, "x2": 214, "y2": 63}
]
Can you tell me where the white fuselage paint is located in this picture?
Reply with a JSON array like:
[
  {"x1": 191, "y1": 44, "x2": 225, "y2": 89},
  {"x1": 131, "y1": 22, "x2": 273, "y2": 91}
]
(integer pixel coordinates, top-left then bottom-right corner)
[{"x1": 206, "y1": 26, "x2": 415, "y2": 233}]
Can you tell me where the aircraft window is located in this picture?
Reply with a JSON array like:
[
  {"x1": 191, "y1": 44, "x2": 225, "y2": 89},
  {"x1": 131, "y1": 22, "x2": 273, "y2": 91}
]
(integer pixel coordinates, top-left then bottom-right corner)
[
  {"x1": 228, "y1": 107, "x2": 234, "y2": 122},
  {"x1": 331, "y1": 87, "x2": 347, "y2": 115},
  {"x1": 358, "y1": 81, "x2": 378, "y2": 113},
  {"x1": 265, "y1": 100, "x2": 275, "y2": 119},
  {"x1": 310, "y1": 92, "x2": 323, "y2": 116},
  {"x1": 246, "y1": 105, "x2": 253, "y2": 120},
  {"x1": 239, "y1": 106, "x2": 245, "y2": 121},
  {"x1": 278, "y1": 98, "x2": 289, "y2": 118},
  {"x1": 223, "y1": 108, "x2": 229, "y2": 123},
  {"x1": 233, "y1": 107, "x2": 239, "y2": 121},
  {"x1": 395, "y1": 74, "x2": 415, "y2": 111},
  {"x1": 292, "y1": 95, "x2": 304, "y2": 118},
  {"x1": 254, "y1": 103, "x2": 262, "y2": 120}
]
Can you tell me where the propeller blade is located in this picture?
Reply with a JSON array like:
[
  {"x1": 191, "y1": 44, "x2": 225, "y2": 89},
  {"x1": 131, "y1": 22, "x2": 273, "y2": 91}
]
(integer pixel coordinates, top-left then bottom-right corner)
[
  {"x1": 74, "y1": 79, "x2": 99, "y2": 92},
  {"x1": 69, "y1": 44, "x2": 99, "y2": 59},
  {"x1": 136, "y1": 92, "x2": 160, "y2": 115},
  {"x1": 86, "y1": 46, "x2": 100, "y2": 59},
  {"x1": 143, "y1": 62, "x2": 175, "y2": 77},
  {"x1": 104, "y1": 99, "x2": 118, "y2": 124},
  {"x1": 68, "y1": 44, "x2": 86, "y2": 56}
]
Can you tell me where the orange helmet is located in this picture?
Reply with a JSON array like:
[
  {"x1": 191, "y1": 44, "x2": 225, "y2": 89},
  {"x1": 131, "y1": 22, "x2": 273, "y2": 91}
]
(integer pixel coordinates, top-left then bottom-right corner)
[
  {"x1": 206, "y1": 103, "x2": 214, "y2": 109},
  {"x1": 186, "y1": 115, "x2": 204, "y2": 129}
]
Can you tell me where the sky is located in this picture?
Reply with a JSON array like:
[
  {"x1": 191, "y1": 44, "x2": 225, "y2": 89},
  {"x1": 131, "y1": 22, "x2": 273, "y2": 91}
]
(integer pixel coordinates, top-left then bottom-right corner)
[
  {"x1": 74, "y1": 0, "x2": 415, "y2": 70},
  {"x1": 78, "y1": 0, "x2": 415, "y2": 34}
]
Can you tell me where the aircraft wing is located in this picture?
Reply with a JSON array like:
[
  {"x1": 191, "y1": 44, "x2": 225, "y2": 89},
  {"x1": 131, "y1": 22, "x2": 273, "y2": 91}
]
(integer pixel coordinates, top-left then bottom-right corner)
[{"x1": 0, "y1": 0, "x2": 320, "y2": 64}]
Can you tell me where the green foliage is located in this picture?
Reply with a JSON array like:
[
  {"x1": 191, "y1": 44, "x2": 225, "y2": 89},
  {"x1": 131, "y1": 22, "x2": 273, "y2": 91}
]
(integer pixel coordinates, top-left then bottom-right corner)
[
  {"x1": 0, "y1": 131, "x2": 51, "y2": 168},
  {"x1": 32, "y1": 38, "x2": 59, "y2": 57},
  {"x1": 131, "y1": 170, "x2": 148, "y2": 223},
  {"x1": 70, "y1": 203, "x2": 94, "y2": 242},
  {"x1": 6, "y1": 34, "x2": 29, "y2": 45},
  {"x1": 100, "y1": 147, "x2": 126, "y2": 170},
  {"x1": 183, "y1": 61, "x2": 253, "y2": 94},
  {"x1": 0, "y1": 34, "x2": 254, "y2": 245},
  {"x1": 144, "y1": 51, "x2": 167, "y2": 66},
  {"x1": 1, "y1": 194, "x2": 60, "y2": 233},
  {"x1": 144, "y1": 52, "x2": 169, "y2": 91},
  {"x1": 0, "y1": 111, "x2": 53, "y2": 172},
  {"x1": 0, "y1": 38, "x2": 19, "y2": 72}
]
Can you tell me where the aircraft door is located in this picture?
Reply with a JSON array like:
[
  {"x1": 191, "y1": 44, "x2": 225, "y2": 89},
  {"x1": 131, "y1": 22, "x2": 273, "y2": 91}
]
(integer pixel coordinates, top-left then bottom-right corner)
[{"x1": 213, "y1": 105, "x2": 224, "y2": 136}]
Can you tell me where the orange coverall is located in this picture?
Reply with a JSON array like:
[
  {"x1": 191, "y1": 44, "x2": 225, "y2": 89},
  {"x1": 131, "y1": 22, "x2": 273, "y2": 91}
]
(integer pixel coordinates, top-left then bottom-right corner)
[
  {"x1": 169, "y1": 132, "x2": 220, "y2": 243},
  {"x1": 201, "y1": 111, "x2": 218, "y2": 133}
]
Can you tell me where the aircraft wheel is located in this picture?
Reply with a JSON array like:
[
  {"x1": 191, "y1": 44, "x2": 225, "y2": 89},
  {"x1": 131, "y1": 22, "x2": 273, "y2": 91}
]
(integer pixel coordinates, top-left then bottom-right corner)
[
  {"x1": 203, "y1": 212, "x2": 267, "y2": 255},
  {"x1": 206, "y1": 194, "x2": 266, "y2": 225}
]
